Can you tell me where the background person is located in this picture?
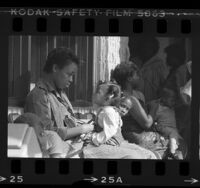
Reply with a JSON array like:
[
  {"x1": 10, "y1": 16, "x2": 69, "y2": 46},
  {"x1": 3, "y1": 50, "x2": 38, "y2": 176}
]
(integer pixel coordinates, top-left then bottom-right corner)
[{"x1": 129, "y1": 37, "x2": 168, "y2": 102}]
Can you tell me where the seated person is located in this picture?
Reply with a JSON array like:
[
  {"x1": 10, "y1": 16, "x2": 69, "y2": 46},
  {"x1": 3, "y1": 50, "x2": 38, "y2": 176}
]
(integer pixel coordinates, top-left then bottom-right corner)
[
  {"x1": 147, "y1": 88, "x2": 187, "y2": 159},
  {"x1": 84, "y1": 96, "x2": 133, "y2": 146},
  {"x1": 24, "y1": 48, "x2": 94, "y2": 158},
  {"x1": 14, "y1": 113, "x2": 73, "y2": 158},
  {"x1": 82, "y1": 82, "x2": 158, "y2": 159}
]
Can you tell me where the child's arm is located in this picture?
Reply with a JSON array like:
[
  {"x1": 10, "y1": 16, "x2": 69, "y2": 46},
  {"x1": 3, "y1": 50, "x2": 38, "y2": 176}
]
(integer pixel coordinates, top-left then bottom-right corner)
[
  {"x1": 92, "y1": 107, "x2": 119, "y2": 146},
  {"x1": 129, "y1": 97, "x2": 153, "y2": 130}
]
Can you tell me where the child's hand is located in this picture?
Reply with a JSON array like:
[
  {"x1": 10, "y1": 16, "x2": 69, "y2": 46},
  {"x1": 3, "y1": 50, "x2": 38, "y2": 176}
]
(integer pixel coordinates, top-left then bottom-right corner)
[
  {"x1": 81, "y1": 124, "x2": 94, "y2": 134},
  {"x1": 81, "y1": 132, "x2": 93, "y2": 146},
  {"x1": 81, "y1": 132, "x2": 93, "y2": 140},
  {"x1": 169, "y1": 138, "x2": 178, "y2": 154}
]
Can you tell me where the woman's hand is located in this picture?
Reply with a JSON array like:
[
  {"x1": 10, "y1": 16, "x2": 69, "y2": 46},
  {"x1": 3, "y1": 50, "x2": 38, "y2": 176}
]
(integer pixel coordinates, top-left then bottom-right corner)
[
  {"x1": 81, "y1": 123, "x2": 94, "y2": 134},
  {"x1": 147, "y1": 115, "x2": 153, "y2": 127},
  {"x1": 56, "y1": 123, "x2": 94, "y2": 140}
]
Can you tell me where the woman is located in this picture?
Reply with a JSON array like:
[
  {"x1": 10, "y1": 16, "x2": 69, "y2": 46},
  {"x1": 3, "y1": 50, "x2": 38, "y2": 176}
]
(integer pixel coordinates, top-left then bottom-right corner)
[
  {"x1": 111, "y1": 62, "x2": 185, "y2": 159},
  {"x1": 25, "y1": 47, "x2": 94, "y2": 157}
]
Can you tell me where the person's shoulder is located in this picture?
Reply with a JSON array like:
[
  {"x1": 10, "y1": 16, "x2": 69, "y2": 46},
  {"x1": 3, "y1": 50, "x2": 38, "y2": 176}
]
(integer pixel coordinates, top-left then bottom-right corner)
[
  {"x1": 147, "y1": 99, "x2": 159, "y2": 106},
  {"x1": 26, "y1": 81, "x2": 48, "y2": 101},
  {"x1": 129, "y1": 91, "x2": 143, "y2": 103},
  {"x1": 152, "y1": 57, "x2": 166, "y2": 68},
  {"x1": 153, "y1": 57, "x2": 164, "y2": 63},
  {"x1": 176, "y1": 63, "x2": 187, "y2": 74},
  {"x1": 134, "y1": 90, "x2": 145, "y2": 102},
  {"x1": 102, "y1": 106, "x2": 117, "y2": 113},
  {"x1": 99, "y1": 106, "x2": 118, "y2": 118}
]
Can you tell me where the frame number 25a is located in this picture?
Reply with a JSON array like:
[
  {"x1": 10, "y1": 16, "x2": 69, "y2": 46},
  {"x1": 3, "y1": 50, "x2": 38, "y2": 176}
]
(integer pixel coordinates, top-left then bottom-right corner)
[{"x1": 101, "y1": 176, "x2": 123, "y2": 184}]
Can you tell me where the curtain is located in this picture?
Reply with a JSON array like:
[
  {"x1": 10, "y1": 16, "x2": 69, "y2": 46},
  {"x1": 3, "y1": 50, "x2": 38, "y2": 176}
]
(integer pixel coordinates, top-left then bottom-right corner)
[{"x1": 93, "y1": 36, "x2": 129, "y2": 92}]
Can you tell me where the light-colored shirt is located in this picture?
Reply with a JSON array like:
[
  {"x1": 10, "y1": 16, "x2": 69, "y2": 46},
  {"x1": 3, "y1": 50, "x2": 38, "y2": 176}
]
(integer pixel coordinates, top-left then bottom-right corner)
[{"x1": 92, "y1": 106, "x2": 123, "y2": 146}]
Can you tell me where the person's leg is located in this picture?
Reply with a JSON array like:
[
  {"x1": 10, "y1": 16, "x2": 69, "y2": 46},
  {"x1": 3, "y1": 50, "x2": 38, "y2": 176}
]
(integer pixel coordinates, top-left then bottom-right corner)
[
  {"x1": 120, "y1": 141, "x2": 158, "y2": 159},
  {"x1": 50, "y1": 153, "x2": 66, "y2": 158},
  {"x1": 83, "y1": 143, "x2": 149, "y2": 159},
  {"x1": 45, "y1": 130, "x2": 68, "y2": 157},
  {"x1": 122, "y1": 132, "x2": 162, "y2": 159}
]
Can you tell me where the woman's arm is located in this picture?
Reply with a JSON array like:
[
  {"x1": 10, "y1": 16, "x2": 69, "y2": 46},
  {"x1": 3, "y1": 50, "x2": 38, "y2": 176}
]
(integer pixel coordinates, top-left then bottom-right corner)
[
  {"x1": 57, "y1": 124, "x2": 94, "y2": 140},
  {"x1": 129, "y1": 97, "x2": 153, "y2": 130},
  {"x1": 24, "y1": 90, "x2": 54, "y2": 129},
  {"x1": 25, "y1": 89, "x2": 94, "y2": 140}
]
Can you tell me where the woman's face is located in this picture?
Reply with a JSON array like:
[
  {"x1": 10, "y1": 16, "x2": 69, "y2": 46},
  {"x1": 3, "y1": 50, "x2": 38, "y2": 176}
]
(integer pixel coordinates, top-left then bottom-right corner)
[
  {"x1": 53, "y1": 62, "x2": 78, "y2": 89},
  {"x1": 129, "y1": 71, "x2": 140, "y2": 88}
]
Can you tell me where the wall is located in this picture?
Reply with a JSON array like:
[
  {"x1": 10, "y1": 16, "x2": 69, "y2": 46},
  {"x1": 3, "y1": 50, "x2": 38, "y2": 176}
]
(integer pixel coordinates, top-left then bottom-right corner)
[{"x1": 8, "y1": 36, "x2": 94, "y2": 105}]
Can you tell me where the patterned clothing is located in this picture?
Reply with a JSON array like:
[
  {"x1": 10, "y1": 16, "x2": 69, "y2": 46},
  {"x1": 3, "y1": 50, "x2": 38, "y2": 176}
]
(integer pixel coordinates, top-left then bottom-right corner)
[
  {"x1": 83, "y1": 141, "x2": 158, "y2": 159},
  {"x1": 132, "y1": 56, "x2": 168, "y2": 103}
]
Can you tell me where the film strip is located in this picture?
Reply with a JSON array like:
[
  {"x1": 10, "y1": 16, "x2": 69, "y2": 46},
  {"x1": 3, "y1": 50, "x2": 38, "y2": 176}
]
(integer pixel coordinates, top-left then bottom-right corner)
[{"x1": 0, "y1": 7, "x2": 199, "y2": 186}]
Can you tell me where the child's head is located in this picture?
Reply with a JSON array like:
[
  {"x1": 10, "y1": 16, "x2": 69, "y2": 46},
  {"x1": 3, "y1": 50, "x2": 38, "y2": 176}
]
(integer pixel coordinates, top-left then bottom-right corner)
[
  {"x1": 118, "y1": 97, "x2": 133, "y2": 116},
  {"x1": 160, "y1": 88, "x2": 176, "y2": 108},
  {"x1": 93, "y1": 81, "x2": 121, "y2": 107}
]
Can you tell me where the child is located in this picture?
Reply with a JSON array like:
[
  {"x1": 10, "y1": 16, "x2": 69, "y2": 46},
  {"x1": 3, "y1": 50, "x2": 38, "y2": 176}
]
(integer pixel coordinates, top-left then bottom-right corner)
[
  {"x1": 92, "y1": 93, "x2": 133, "y2": 146},
  {"x1": 147, "y1": 88, "x2": 186, "y2": 159},
  {"x1": 118, "y1": 96, "x2": 133, "y2": 117},
  {"x1": 14, "y1": 113, "x2": 73, "y2": 158},
  {"x1": 82, "y1": 82, "x2": 158, "y2": 159}
]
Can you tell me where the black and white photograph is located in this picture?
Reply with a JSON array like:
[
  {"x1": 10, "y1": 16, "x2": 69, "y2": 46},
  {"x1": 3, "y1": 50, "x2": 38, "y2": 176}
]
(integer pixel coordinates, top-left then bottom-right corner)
[{"x1": 7, "y1": 35, "x2": 192, "y2": 159}]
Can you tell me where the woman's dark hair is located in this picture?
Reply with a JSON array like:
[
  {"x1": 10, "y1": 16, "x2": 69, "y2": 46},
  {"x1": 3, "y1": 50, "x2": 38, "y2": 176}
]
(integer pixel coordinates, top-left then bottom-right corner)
[
  {"x1": 43, "y1": 47, "x2": 80, "y2": 73},
  {"x1": 164, "y1": 42, "x2": 186, "y2": 68},
  {"x1": 129, "y1": 36, "x2": 159, "y2": 63},
  {"x1": 111, "y1": 62, "x2": 139, "y2": 90},
  {"x1": 160, "y1": 88, "x2": 177, "y2": 107}
]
